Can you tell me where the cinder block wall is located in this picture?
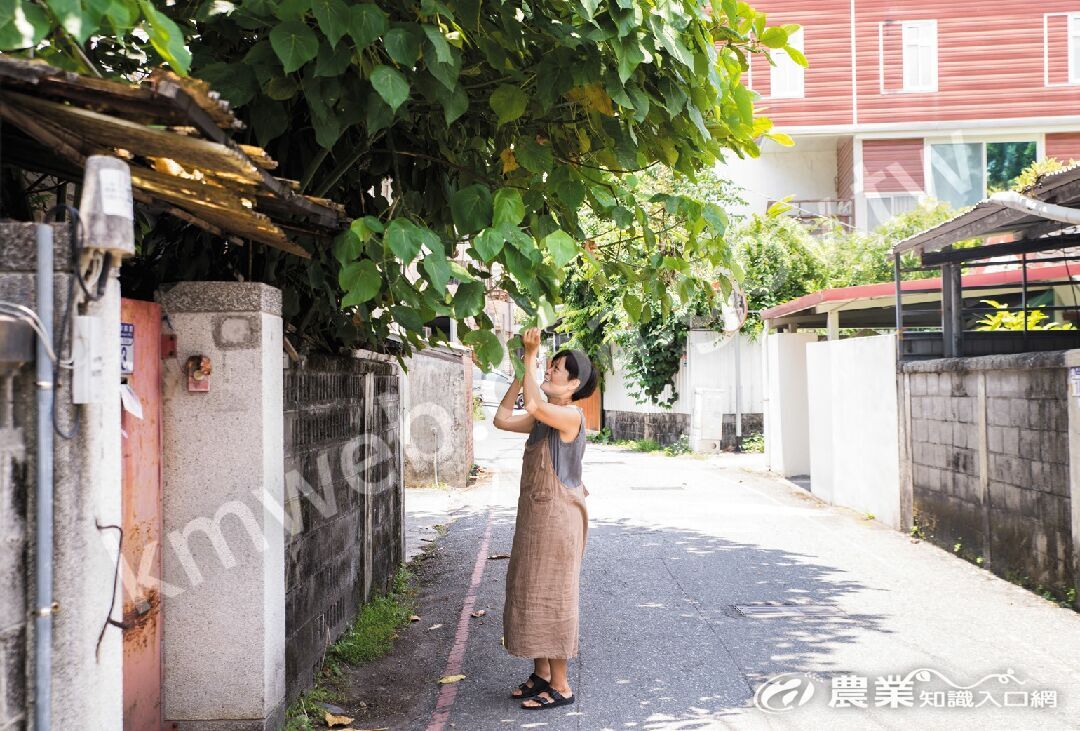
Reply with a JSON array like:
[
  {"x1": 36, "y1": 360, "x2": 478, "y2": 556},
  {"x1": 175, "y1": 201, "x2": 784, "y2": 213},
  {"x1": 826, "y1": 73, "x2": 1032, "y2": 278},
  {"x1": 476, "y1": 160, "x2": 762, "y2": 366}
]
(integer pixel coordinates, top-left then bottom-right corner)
[
  {"x1": 901, "y1": 353, "x2": 1073, "y2": 596},
  {"x1": 604, "y1": 409, "x2": 689, "y2": 446},
  {"x1": 283, "y1": 353, "x2": 402, "y2": 701}
]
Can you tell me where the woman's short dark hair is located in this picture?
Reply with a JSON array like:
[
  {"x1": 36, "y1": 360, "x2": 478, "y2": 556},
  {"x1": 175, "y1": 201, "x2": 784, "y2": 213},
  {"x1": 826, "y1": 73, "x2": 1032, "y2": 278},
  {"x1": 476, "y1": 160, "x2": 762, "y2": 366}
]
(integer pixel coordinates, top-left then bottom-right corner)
[{"x1": 553, "y1": 348, "x2": 598, "y2": 401}]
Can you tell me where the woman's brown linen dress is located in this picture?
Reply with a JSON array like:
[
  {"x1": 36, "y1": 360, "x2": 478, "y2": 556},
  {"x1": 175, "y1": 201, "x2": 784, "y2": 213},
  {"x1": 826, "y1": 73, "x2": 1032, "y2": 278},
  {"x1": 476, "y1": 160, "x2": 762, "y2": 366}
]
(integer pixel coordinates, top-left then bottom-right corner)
[{"x1": 503, "y1": 407, "x2": 589, "y2": 659}]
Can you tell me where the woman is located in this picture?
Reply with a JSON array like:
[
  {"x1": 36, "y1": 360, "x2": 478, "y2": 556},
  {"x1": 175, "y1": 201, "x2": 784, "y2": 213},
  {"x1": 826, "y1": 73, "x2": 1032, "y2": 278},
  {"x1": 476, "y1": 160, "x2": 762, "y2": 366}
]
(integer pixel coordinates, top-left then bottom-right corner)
[{"x1": 492, "y1": 327, "x2": 598, "y2": 711}]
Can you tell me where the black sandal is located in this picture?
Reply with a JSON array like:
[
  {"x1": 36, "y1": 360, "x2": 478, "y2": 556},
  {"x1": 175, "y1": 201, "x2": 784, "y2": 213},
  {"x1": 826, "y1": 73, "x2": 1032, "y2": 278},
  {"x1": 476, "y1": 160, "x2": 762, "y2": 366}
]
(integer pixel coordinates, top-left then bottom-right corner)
[
  {"x1": 521, "y1": 688, "x2": 575, "y2": 710},
  {"x1": 509, "y1": 673, "x2": 550, "y2": 699}
]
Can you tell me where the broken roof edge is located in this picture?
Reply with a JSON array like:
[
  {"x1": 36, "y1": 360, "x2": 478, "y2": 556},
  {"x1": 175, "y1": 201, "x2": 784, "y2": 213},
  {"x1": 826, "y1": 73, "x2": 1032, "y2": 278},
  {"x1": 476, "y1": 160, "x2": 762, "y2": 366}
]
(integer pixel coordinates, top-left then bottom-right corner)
[{"x1": 0, "y1": 56, "x2": 347, "y2": 254}]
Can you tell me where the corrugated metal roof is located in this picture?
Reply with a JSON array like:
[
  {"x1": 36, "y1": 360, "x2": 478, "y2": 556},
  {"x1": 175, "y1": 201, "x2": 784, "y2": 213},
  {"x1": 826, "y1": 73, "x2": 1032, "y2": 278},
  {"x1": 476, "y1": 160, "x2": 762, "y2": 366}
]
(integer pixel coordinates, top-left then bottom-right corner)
[{"x1": 892, "y1": 162, "x2": 1080, "y2": 257}]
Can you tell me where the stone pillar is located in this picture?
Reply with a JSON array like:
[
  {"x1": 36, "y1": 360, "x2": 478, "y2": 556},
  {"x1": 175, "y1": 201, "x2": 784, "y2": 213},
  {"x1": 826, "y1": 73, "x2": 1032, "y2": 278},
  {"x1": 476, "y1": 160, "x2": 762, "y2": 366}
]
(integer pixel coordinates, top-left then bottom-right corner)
[
  {"x1": 159, "y1": 282, "x2": 285, "y2": 730},
  {"x1": 1067, "y1": 350, "x2": 1080, "y2": 608}
]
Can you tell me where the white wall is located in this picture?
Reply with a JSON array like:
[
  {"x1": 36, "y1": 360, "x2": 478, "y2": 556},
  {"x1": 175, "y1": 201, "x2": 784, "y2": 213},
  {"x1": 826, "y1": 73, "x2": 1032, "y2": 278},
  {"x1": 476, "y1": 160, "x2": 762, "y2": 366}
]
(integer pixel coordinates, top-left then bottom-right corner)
[
  {"x1": 686, "y1": 331, "x2": 763, "y2": 448},
  {"x1": 717, "y1": 136, "x2": 839, "y2": 219},
  {"x1": 806, "y1": 335, "x2": 901, "y2": 528},
  {"x1": 763, "y1": 332, "x2": 817, "y2": 477},
  {"x1": 603, "y1": 341, "x2": 691, "y2": 414}
]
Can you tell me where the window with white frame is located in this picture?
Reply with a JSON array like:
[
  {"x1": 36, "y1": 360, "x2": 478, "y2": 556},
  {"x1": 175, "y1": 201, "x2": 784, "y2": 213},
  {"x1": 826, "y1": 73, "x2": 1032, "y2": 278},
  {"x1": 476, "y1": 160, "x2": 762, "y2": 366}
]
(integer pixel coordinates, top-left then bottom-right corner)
[
  {"x1": 1069, "y1": 14, "x2": 1080, "y2": 83},
  {"x1": 902, "y1": 20, "x2": 937, "y2": 92},
  {"x1": 865, "y1": 193, "x2": 921, "y2": 231},
  {"x1": 929, "y1": 140, "x2": 1037, "y2": 209},
  {"x1": 770, "y1": 28, "x2": 804, "y2": 98}
]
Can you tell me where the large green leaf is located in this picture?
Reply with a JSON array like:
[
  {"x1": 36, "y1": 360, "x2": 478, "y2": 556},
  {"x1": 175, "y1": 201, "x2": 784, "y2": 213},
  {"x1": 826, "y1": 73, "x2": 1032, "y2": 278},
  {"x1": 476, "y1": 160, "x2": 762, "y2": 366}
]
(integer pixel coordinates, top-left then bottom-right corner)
[
  {"x1": 473, "y1": 227, "x2": 505, "y2": 262},
  {"x1": 489, "y1": 84, "x2": 527, "y2": 126},
  {"x1": 339, "y1": 259, "x2": 382, "y2": 306},
  {"x1": 348, "y1": 3, "x2": 388, "y2": 49},
  {"x1": 384, "y1": 218, "x2": 422, "y2": 263},
  {"x1": 441, "y1": 85, "x2": 468, "y2": 125},
  {"x1": 492, "y1": 188, "x2": 525, "y2": 227},
  {"x1": 452, "y1": 281, "x2": 485, "y2": 317},
  {"x1": 383, "y1": 26, "x2": 421, "y2": 65},
  {"x1": 543, "y1": 230, "x2": 578, "y2": 268},
  {"x1": 270, "y1": 20, "x2": 318, "y2": 73},
  {"x1": 314, "y1": 40, "x2": 352, "y2": 77},
  {"x1": 46, "y1": 0, "x2": 94, "y2": 43},
  {"x1": 311, "y1": 0, "x2": 348, "y2": 47},
  {"x1": 370, "y1": 65, "x2": 409, "y2": 112},
  {"x1": 138, "y1": 0, "x2": 191, "y2": 74},
  {"x1": 421, "y1": 251, "x2": 451, "y2": 294},
  {"x1": 450, "y1": 184, "x2": 493, "y2": 235},
  {"x1": 462, "y1": 328, "x2": 503, "y2": 369},
  {"x1": 515, "y1": 138, "x2": 553, "y2": 174},
  {"x1": 198, "y1": 62, "x2": 258, "y2": 106}
]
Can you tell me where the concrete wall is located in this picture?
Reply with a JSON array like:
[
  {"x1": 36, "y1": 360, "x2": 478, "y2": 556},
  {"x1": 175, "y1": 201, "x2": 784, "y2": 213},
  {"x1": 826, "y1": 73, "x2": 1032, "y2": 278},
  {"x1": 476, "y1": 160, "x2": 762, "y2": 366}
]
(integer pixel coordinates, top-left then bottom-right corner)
[
  {"x1": 807, "y1": 335, "x2": 902, "y2": 528},
  {"x1": 686, "y1": 331, "x2": 764, "y2": 451},
  {"x1": 0, "y1": 222, "x2": 124, "y2": 730},
  {"x1": 602, "y1": 341, "x2": 691, "y2": 415},
  {"x1": 160, "y1": 282, "x2": 286, "y2": 731},
  {"x1": 283, "y1": 352, "x2": 402, "y2": 701},
  {"x1": 900, "y1": 351, "x2": 1077, "y2": 600},
  {"x1": 715, "y1": 135, "x2": 840, "y2": 219},
  {"x1": 402, "y1": 345, "x2": 472, "y2": 488},
  {"x1": 763, "y1": 332, "x2": 817, "y2": 477},
  {"x1": 0, "y1": 406, "x2": 27, "y2": 731}
]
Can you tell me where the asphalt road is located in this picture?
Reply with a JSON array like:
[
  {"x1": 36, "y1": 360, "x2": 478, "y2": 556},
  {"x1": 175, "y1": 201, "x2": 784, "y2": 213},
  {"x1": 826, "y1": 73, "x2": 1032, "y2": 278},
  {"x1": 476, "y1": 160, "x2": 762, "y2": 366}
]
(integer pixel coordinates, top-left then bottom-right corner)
[{"x1": 351, "y1": 407, "x2": 1080, "y2": 731}]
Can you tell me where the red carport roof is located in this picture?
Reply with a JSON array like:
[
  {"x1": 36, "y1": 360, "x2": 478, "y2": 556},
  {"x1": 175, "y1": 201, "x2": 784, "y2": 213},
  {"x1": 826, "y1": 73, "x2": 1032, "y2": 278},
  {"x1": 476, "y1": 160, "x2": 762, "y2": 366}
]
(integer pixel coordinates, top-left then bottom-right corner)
[{"x1": 760, "y1": 263, "x2": 1078, "y2": 321}]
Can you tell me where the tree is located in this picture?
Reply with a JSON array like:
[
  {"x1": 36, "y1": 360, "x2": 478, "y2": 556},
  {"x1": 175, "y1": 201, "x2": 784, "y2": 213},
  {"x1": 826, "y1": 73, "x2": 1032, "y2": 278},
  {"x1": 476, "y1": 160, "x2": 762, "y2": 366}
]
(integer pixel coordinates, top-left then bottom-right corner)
[
  {"x1": 727, "y1": 211, "x2": 823, "y2": 335},
  {"x1": 4, "y1": 0, "x2": 804, "y2": 370},
  {"x1": 813, "y1": 199, "x2": 954, "y2": 289}
]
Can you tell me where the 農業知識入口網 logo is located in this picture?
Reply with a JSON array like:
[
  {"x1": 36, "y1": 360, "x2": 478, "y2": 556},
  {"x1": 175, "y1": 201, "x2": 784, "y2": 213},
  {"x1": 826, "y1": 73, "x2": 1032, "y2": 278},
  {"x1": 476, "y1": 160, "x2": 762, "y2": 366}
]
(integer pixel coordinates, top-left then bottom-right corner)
[
  {"x1": 753, "y1": 668, "x2": 1057, "y2": 714},
  {"x1": 753, "y1": 673, "x2": 816, "y2": 713}
]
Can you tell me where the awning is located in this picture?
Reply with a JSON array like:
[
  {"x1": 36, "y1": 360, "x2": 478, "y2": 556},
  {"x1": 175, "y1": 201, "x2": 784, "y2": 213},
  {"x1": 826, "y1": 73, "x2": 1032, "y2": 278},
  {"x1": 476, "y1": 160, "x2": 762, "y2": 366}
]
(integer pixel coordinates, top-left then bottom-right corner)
[
  {"x1": 762, "y1": 263, "x2": 1077, "y2": 329},
  {"x1": 0, "y1": 57, "x2": 346, "y2": 257}
]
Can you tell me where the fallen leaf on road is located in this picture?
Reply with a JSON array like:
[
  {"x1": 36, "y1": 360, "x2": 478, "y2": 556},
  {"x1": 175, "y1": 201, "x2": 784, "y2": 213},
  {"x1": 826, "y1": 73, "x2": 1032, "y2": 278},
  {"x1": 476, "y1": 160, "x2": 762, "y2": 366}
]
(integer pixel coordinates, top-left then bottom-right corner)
[
  {"x1": 470, "y1": 609, "x2": 486, "y2": 618},
  {"x1": 428, "y1": 623, "x2": 443, "y2": 630},
  {"x1": 487, "y1": 553, "x2": 510, "y2": 560},
  {"x1": 409, "y1": 615, "x2": 421, "y2": 622},
  {"x1": 439, "y1": 674, "x2": 466, "y2": 684},
  {"x1": 325, "y1": 712, "x2": 354, "y2": 728}
]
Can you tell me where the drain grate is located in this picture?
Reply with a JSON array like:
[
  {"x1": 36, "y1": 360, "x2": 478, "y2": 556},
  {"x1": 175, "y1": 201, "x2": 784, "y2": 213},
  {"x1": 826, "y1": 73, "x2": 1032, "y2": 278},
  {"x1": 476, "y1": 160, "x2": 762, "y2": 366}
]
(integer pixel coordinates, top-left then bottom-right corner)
[{"x1": 733, "y1": 603, "x2": 843, "y2": 618}]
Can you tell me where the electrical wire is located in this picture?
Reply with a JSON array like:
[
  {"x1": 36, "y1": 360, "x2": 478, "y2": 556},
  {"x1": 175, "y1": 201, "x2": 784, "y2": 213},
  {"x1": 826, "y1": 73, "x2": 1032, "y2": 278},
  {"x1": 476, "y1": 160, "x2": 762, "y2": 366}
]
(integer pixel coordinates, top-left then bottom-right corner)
[
  {"x1": 94, "y1": 522, "x2": 125, "y2": 660},
  {"x1": 0, "y1": 303, "x2": 62, "y2": 364}
]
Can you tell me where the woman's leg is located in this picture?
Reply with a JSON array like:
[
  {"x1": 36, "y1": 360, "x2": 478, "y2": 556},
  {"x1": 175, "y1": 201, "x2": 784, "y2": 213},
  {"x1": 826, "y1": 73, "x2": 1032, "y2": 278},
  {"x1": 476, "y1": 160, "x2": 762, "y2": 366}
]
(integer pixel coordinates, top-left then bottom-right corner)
[
  {"x1": 521, "y1": 658, "x2": 572, "y2": 707},
  {"x1": 510, "y1": 658, "x2": 551, "y2": 697}
]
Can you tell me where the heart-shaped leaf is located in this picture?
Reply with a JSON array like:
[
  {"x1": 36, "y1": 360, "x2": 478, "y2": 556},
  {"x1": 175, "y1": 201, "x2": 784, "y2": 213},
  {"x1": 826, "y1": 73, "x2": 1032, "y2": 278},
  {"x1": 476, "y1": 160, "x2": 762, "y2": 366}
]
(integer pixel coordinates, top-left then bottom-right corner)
[
  {"x1": 339, "y1": 259, "x2": 382, "y2": 306},
  {"x1": 370, "y1": 64, "x2": 410, "y2": 112},
  {"x1": 473, "y1": 227, "x2": 505, "y2": 262},
  {"x1": 489, "y1": 84, "x2": 528, "y2": 126},
  {"x1": 311, "y1": 0, "x2": 348, "y2": 47},
  {"x1": 384, "y1": 218, "x2": 421, "y2": 263},
  {"x1": 349, "y1": 3, "x2": 388, "y2": 49},
  {"x1": 543, "y1": 230, "x2": 578, "y2": 268},
  {"x1": 270, "y1": 20, "x2": 318, "y2": 73},
  {"x1": 384, "y1": 26, "x2": 421, "y2": 65},
  {"x1": 492, "y1": 188, "x2": 525, "y2": 227},
  {"x1": 451, "y1": 184, "x2": 493, "y2": 235}
]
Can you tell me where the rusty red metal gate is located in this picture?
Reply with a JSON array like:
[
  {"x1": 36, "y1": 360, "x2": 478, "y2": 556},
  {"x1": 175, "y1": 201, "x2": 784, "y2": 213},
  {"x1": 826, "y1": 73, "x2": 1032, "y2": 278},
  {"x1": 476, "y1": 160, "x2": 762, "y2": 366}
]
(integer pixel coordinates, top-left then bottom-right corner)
[{"x1": 120, "y1": 298, "x2": 163, "y2": 731}]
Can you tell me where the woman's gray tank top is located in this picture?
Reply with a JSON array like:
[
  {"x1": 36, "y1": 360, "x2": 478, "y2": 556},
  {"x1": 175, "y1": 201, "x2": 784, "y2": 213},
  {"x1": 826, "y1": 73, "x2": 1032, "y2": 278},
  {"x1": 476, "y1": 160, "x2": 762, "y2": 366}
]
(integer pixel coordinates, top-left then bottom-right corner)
[{"x1": 525, "y1": 406, "x2": 586, "y2": 489}]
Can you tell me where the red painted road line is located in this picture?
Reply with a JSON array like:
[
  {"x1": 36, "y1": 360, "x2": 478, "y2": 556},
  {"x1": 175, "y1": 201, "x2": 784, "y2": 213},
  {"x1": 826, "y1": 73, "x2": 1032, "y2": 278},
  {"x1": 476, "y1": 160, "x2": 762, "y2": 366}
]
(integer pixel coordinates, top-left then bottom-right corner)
[{"x1": 426, "y1": 509, "x2": 496, "y2": 731}]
